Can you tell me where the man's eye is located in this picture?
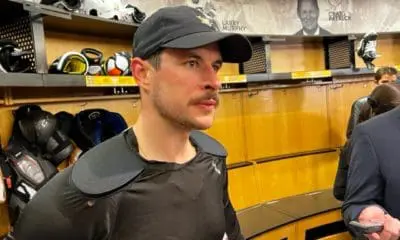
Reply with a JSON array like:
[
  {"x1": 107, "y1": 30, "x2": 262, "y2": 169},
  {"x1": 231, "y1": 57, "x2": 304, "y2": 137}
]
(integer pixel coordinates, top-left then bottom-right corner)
[
  {"x1": 213, "y1": 64, "x2": 221, "y2": 72},
  {"x1": 186, "y1": 60, "x2": 199, "y2": 68}
]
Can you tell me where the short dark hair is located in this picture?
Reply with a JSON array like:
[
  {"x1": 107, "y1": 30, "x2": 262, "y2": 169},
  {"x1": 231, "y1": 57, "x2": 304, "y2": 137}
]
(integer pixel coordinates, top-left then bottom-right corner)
[
  {"x1": 297, "y1": 0, "x2": 319, "y2": 15},
  {"x1": 359, "y1": 83, "x2": 400, "y2": 122},
  {"x1": 146, "y1": 51, "x2": 162, "y2": 70},
  {"x1": 375, "y1": 66, "x2": 398, "y2": 81}
]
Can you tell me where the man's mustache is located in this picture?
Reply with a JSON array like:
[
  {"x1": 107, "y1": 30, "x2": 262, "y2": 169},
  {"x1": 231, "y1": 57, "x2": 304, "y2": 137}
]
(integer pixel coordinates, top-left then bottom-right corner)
[{"x1": 190, "y1": 92, "x2": 220, "y2": 107}]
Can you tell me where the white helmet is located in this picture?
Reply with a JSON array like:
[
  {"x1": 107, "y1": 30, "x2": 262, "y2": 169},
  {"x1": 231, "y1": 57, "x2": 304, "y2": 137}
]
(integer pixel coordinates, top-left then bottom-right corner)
[
  {"x1": 79, "y1": 0, "x2": 123, "y2": 19},
  {"x1": 79, "y1": 0, "x2": 145, "y2": 23},
  {"x1": 40, "y1": 0, "x2": 82, "y2": 11}
]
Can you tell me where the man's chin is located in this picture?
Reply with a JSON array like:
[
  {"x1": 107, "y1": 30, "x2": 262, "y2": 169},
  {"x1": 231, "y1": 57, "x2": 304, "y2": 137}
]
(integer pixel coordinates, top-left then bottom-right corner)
[
  {"x1": 192, "y1": 125, "x2": 212, "y2": 131},
  {"x1": 304, "y1": 26, "x2": 317, "y2": 32},
  {"x1": 175, "y1": 118, "x2": 214, "y2": 131},
  {"x1": 191, "y1": 122, "x2": 214, "y2": 131},
  {"x1": 190, "y1": 117, "x2": 215, "y2": 130}
]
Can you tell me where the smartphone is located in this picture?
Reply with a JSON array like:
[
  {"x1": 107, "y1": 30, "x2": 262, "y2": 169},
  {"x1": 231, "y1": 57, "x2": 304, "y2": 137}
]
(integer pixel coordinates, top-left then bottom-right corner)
[{"x1": 349, "y1": 220, "x2": 384, "y2": 234}]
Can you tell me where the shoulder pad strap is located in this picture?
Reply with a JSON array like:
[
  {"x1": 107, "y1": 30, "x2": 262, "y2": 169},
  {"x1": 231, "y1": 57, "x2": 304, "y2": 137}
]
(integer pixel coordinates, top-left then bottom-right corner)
[
  {"x1": 190, "y1": 130, "x2": 227, "y2": 157},
  {"x1": 71, "y1": 128, "x2": 145, "y2": 197}
]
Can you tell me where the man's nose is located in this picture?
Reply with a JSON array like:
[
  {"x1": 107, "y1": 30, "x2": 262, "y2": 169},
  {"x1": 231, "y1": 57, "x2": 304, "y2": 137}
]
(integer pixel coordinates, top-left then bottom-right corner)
[{"x1": 203, "y1": 65, "x2": 221, "y2": 91}]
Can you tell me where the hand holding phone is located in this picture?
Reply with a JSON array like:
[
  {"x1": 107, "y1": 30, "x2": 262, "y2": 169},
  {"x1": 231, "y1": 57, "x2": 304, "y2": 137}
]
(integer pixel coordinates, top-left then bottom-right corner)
[{"x1": 349, "y1": 220, "x2": 384, "y2": 234}]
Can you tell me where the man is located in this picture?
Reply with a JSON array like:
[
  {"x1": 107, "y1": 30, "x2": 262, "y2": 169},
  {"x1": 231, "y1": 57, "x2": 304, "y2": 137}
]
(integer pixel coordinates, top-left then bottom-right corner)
[
  {"x1": 294, "y1": 0, "x2": 331, "y2": 36},
  {"x1": 10, "y1": 5, "x2": 252, "y2": 240},
  {"x1": 342, "y1": 101, "x2": 400, "y2": 239},
  {"x1": 345, "y1": 67, "x2": 398, "y2": 139}
]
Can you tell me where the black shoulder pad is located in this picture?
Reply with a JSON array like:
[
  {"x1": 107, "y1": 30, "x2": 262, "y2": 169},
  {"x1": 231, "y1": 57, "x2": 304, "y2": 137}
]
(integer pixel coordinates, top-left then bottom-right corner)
[
  {"x1": 71, "y1": 129, "x2": 145, "y2": 197},
  {"x1": 190, "y1": 130, "x2": 227, "y2": 157}
]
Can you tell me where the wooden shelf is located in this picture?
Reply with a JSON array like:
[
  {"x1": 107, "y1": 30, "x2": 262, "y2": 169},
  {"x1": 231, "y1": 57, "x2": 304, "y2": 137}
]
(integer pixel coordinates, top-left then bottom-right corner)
[
  {"x1": 43, "y1": 74, "x2": 85, "y2": 87},
  {"x1": 9, "y1": 0, "x2": 138, "y2": 38},
  {"x1": 0, "y1": 73, "x2": 135, "y2": 87},
  {"x1": 0, "y1": 73, "x2": 43, "y2": 86},
  {"x1": 0, "y1": 67, "x2": 376, "y2": 88},
  {"x1": 42, "y1": 12, "x2": 138, "y2": 39},
  {"x1": 237, "y1": 189, "x2": 342, "y2": 239},
  {"x1": 245, "y1": 67, "x2": 374, "y2": 83},
  {"x1": 263, "y1": 35, "x2": 348, "y2": 44}
]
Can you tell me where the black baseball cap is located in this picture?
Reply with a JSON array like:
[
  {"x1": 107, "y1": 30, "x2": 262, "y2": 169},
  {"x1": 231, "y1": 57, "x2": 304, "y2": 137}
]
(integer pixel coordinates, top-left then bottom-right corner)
[{"x1": 132, "y1": 5, "x2": 252, "y2": 63}]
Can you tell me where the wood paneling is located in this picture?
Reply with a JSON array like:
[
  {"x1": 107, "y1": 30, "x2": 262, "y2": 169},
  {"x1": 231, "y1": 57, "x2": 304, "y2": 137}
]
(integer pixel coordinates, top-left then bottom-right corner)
[
  {"x1": 313, "y1": 151, "x2": 341, "y2": 190},
  {"x1": 327, "y1": 79, "x2": 376, "y2": 146},
  {"x1": 252, "y1": 223, "x2": 297, "y2": 240},
  {"x1": 228, "y1": 165, "x2": 261, "y2": 210},
  {"x1": 0, "y1": 205, "x2": 10, "y2": 237},
  {"x1": 206, "y1": 92, "x2": 247, "y2": 164},
  {"x1": 218, "y1": 63, "x2": 240, "y2": 76},
  {"x1": 270, "y1": 42, "x2": 325, "y2": 73},
  {"x1": 0, "y1": 106, "x2": 14, "y2": 148},
  {"x1": 255, "y1": 151, "x2": 339, "y2": 202},
  {"x1": 243, "y1": 85, "x2": 330, "y2": 160}
]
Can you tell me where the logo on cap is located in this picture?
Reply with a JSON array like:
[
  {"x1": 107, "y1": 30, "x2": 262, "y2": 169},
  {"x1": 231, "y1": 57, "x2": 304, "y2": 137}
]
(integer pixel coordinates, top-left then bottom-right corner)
[
  {"x1": 196, "y1": 15, "x2": 213, "y2": 28},
  {"x1": 212, "y1": 160, "x2": 221, "y2": 175}
]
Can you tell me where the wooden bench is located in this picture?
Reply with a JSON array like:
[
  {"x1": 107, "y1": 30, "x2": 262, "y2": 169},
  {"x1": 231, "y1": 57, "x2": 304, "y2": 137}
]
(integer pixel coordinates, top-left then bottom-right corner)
[{"x1": 236, "y1": 189, "x2": 351, "y2": 239}]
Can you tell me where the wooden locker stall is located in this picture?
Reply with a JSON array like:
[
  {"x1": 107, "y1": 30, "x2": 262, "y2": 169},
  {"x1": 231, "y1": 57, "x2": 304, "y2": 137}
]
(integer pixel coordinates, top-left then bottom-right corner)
[
  {"x1": 228, "y1": 164, "x2": 261, "y2": 211},
  {"x1": 243, "y1": 85, "x2": 330, "y2": 161},
  {"x1": 254, "y1": 151, "x2": 338, "y2": 203},
  {"x1": 327, "y1": 78, "x2": 375, "y2": 147},
  {"x1": 205, "y1": 91, "x2": 248, "y2": 165}
]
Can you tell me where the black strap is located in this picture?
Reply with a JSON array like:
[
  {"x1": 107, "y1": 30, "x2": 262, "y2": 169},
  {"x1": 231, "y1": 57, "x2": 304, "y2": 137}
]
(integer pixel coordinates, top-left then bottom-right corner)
[
  {"x1": 190, "y1": 131, "x2": 227, "y2": 157},
  {"x1": 81, "y1": 48, "x2": 103, "y2": 65}
]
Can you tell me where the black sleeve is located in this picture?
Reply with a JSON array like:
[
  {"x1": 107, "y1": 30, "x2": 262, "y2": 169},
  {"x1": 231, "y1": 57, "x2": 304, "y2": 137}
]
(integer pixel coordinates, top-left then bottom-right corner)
[
  {"x1": 12, "y1": 166, "x2": 119, "y2": 240},
  {"x1": 222, "y1": 160, "x2": 244, "y2": 240},
  {"x1": 342, "y1": 127, "x2": 385, "y2": 232},
  {"x1": 346, "y1": 100, "x2": 364, "y2": 139}
]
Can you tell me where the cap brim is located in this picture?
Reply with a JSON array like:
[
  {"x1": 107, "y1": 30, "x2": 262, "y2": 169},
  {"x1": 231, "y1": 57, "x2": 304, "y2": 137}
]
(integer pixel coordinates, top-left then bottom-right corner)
[{"x1": 161, "y1": 32, "x2": 252, "y2": 63}]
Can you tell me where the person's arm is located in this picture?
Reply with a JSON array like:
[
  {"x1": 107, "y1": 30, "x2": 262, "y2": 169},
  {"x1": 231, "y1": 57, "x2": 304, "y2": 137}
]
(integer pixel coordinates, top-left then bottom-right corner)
[
  {"x1": 344, "y1": 127, "x2": 400, "y2": 239},
  {"x1": 222, "y1": 161, "x2": 244, "y2": 240},
  {"x1": 333, "y1": 140, "x2": 350, "y2": 201},
  {"x1": 356, "y1": 101, "x2": 372, "y2": 125},
  {"x1": 342, "y1": 127, "x2": 385, "y2": 234},
  {"x1": 346, "y1": 100, "x2": 364, "y2": 139},
  {"x1": 11, "y1": 166, "x2": 117, "y2": 240}
]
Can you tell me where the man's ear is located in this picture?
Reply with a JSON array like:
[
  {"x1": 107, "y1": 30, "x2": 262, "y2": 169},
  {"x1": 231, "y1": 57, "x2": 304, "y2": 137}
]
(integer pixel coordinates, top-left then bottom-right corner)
[{"x1": 131, "y1": 57, "x2": 153, "y2": 91}]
